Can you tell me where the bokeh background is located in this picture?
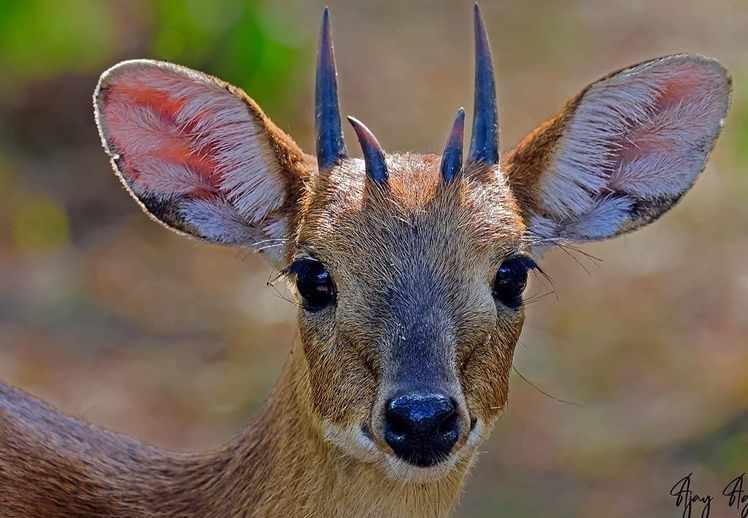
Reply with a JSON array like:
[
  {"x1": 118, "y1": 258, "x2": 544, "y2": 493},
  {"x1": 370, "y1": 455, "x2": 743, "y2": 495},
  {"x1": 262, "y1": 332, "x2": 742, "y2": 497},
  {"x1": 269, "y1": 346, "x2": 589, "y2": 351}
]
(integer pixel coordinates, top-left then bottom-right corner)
[{"x1": 0, "y1": 0, "x2": 746, "y2": 516}]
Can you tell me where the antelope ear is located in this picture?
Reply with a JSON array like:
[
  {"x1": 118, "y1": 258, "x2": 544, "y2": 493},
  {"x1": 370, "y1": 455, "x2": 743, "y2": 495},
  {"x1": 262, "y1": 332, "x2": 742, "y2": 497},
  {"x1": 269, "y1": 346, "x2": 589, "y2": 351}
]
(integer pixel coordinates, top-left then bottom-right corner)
[
  {"x1": 94, "y1": 60, "x2": 311, "y2": 264},
  {"x1": 502, "y1": 55, "x2": 731, "y2": 249}
]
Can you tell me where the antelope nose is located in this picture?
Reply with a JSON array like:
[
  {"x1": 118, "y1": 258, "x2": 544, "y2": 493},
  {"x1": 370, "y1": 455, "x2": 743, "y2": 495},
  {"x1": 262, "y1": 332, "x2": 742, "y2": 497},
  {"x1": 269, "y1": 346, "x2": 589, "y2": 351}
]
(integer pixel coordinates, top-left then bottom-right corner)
[{"x1": 384, "y1": 393, "x2": 460, "y2": 467}]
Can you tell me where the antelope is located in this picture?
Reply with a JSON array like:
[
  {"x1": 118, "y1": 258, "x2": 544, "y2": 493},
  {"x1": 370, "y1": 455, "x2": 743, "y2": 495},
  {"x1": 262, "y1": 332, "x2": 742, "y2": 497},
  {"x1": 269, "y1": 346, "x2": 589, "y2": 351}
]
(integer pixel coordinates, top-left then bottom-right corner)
[{"x1": 0, "y1": 4, "x2": 731, "y2": 517}]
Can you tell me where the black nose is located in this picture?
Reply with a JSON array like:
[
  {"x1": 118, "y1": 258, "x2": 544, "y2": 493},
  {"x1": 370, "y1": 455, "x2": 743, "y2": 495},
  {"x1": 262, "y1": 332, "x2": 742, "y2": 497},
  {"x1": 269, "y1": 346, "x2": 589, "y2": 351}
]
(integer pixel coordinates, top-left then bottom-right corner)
[{"x1": 384, "y1": 393, "x2": 461, "y2": 467}]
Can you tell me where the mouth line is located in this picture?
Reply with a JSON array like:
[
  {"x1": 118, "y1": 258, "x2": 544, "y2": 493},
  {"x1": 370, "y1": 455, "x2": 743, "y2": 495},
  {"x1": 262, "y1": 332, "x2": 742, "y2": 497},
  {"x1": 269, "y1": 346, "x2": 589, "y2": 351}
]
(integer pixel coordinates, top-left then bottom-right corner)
[
  {"x1": 360, "y1": 415, "x2": 481, "y2": 471},
  {"x1": 399, "y1": 452, "x2": 453, "y2": 468}
]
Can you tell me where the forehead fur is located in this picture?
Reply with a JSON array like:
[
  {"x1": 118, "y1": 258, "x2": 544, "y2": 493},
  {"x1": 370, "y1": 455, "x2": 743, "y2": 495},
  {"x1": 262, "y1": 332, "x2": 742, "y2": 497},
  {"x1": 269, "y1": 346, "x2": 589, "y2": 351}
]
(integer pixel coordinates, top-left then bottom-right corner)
[{"x1": 296, "y1": 153, "x2": 525, "y2": 269}]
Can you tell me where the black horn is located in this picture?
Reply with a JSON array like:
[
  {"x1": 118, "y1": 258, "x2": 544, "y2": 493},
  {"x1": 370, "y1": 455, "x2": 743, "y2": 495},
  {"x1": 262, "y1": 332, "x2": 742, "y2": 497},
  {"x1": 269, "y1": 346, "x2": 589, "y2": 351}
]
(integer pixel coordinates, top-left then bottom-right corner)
[
  {"x1": 316, "y1": 7, "x2": 347, "y2": 170},
  {"x1": 347, "y1": 116, "x2": 388, "y2": 185},
  {"x1": 441, "y1": 108, "x2": 465, "y2": 183},
  {"x1": 467, "y1": 2, "x2": 499, "y2": 166}
]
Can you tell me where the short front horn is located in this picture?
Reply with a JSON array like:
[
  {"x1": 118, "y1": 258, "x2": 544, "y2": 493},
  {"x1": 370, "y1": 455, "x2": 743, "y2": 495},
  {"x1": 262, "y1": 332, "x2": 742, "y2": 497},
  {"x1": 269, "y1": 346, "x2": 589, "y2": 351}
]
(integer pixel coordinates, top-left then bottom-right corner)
[
  {"x1": 441, "y1": 108, "x2": 465, "y2": 183},
  {"x1": 347, "y1": 116, "x2": 388, "y2": 185}
]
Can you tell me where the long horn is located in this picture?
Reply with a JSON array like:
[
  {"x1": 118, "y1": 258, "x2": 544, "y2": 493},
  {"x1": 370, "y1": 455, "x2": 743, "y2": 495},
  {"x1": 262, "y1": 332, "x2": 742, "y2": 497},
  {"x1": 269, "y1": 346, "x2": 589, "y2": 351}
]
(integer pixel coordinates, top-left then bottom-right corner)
[
  {"x1": 467, "y1": 2, "x2": 499, "y2": 166},
  {"x1": 441, "y1": 108, "x2": 466, "y2": 183},
  {"x1": 347, "y1": 116, "x2": 388, "y2": 184},
  {"x1": 316, "y1": 7, "x2": 347, "y2": 169}
]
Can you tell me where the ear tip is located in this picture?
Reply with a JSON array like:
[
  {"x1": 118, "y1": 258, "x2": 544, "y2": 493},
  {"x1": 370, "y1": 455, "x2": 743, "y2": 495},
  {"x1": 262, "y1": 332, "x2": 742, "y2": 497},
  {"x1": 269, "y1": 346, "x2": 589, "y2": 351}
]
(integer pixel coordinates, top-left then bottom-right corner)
[
  {"x1": 647, "y1": 54, "x2": 731, "y2": 82},
  {"x1": 694, "y1": 56, "x2": 732, "y2": 101},
  {"x1": 649, "y1": 54, "x2": 733, "y2": 103},
  {"x1": 604, "y1": 54, "x2": 733, "y2": 106},
  {"x1": 688, "y1": 55, "x2": 732, "y2": 86},
  {"x1": 95, "y1": 60, "x2": 156, "y2": 109},
  {"x1": 96, "y1": 60, "x2": 201, "y2": 97},
  {"x1": 98, "y1": 59, "x2": 164, "y2": 81},
  {"x1": 687, "y1": 55, "x2": 732, "y2": 109}
]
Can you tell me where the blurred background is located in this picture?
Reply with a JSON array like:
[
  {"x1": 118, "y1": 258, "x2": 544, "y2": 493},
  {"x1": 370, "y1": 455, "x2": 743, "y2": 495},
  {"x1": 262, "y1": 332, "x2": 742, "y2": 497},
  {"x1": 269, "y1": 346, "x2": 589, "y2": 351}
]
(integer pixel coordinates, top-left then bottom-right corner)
[{"x1": 0, "y1": 0, "x2": 746, "y2": 516}]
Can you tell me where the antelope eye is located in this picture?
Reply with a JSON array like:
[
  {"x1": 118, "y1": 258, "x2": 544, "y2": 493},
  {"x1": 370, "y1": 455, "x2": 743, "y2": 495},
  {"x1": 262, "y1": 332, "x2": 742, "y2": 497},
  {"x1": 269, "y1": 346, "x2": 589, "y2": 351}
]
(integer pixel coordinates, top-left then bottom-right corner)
[
  {"x1": 492, "y1": 255, "x2": 536, "y2": 309},
  {"x1": 292, "y1": 259, "x2": 336, "y2": 311}
]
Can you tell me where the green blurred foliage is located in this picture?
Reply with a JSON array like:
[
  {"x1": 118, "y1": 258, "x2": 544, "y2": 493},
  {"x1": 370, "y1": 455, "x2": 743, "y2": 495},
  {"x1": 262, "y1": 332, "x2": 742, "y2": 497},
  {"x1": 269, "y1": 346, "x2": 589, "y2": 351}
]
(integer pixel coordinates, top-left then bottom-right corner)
[
  {"x1": 12, "y1": 195, "x2": 70, "y2": 252},
  {"x1": 0, "y1": 0, "x2": 306, "y2": 112},
  {"x1": 0, "y1": 0, "x2": 115, "y2": 84},
  {"x1": 151, "y1": 0, "x2": 306, "y2": 114},
  {"x1": 729, "y1": 74, "x2": 748, "y2": 194}
]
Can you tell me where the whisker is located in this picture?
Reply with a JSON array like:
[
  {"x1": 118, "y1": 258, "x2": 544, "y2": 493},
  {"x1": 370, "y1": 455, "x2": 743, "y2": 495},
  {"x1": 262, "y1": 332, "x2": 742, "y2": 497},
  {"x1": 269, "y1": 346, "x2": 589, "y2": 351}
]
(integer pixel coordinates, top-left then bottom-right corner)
[
  {"x1": 251, "y1": 237, "x2": 290, "y2": 247},
  {"x1": 266, "y1": 276, "x2": 300, "y2": 307},
  {"x1": 530, "y1": 265, "x2": 557, "y2": 301},
  {"x1": 520, "y1": 289, "x2": 556, "y2": 308},
  {"x1": 270, "y1": 288, "x2": 301, "y2": 307},
  {"x1": 512, "y1": 365, "x2": 582, "y2": 407}
]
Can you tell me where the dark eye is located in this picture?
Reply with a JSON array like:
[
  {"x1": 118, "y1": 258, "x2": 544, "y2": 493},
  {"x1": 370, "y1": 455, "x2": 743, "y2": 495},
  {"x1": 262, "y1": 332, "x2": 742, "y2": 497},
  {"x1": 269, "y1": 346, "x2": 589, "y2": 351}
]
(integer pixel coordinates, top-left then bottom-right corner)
[
  {"x1": 492, "y1": 255, "x2": 536, "y2": 308},
  {"x1": 292, "y1": 259, "x2": 336, "y2": 311}
]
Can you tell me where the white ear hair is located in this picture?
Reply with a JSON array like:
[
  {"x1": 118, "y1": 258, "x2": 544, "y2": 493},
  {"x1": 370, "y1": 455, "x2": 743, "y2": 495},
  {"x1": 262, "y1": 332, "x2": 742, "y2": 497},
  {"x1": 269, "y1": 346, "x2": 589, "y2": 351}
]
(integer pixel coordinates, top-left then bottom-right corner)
[
  {"x1": 94, "y1": 60, "x2": 307, "y2": 263},
  {"x1": 517, "y1": 55, "x2": 730, "y2": 245}
]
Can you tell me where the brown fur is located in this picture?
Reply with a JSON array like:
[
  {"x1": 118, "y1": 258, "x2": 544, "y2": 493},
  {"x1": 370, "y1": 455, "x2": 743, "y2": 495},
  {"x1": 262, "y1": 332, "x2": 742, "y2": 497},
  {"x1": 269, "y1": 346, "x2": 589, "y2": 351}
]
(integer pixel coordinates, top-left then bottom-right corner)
[
  {"x1": 0, "y1": 351, "x2": 464, "y2": 517},
  {"x1": 500, "y1": 96, "x2": 577, "y2": 220}
]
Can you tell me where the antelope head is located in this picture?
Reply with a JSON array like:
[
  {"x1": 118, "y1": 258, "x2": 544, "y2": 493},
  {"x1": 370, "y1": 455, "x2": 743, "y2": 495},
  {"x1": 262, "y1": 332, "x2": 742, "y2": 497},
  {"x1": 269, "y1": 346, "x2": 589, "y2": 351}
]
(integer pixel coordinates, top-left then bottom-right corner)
[{"x1": 94, "y1": 4, "x2": 730, "y2": 483}]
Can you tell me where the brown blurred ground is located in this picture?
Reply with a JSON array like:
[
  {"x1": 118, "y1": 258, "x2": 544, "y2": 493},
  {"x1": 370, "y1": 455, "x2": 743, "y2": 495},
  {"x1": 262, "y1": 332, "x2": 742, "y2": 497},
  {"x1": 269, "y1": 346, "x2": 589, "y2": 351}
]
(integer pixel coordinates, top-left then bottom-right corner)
[{"x1": 0, "y1": 1, "x2": 747, "y2": 516}]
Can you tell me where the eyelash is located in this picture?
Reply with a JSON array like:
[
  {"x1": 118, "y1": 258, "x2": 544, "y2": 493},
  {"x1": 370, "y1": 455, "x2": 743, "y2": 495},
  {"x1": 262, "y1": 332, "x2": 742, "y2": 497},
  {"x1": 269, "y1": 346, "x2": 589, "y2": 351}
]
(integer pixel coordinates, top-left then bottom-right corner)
[
  {"x1": 281, "y1": 257, "x2": 317, "y2": 277},
  {"x1": 503, "y1": 255, "x2": 539, "y2": 271}
]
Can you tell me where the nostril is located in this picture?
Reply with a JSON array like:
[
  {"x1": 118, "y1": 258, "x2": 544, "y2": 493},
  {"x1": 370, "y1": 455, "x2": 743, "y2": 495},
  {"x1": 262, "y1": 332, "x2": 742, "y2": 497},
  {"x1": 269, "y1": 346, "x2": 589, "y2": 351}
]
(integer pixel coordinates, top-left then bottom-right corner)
[
  {"x1": 438, "y1": 408, "x2": 458, "y2": 435},
  {"x1": 387, "y1": 412, "x2": 409, "y2": 438}
]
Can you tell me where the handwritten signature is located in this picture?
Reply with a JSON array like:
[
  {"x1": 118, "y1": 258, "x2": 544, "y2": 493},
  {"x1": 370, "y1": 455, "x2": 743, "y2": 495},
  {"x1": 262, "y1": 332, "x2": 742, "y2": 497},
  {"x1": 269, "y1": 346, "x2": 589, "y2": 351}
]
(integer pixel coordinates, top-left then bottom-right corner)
[{"x1": 670, "y1": 473, "x2": 748, "y2": 518}]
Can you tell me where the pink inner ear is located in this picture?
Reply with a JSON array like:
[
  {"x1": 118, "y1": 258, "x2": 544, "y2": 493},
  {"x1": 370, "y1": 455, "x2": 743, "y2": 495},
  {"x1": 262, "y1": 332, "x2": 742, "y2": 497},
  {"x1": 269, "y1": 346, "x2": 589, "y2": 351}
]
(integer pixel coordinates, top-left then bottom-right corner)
[
  {"x1": 102, "y1": 69, "x2": 224, "y2": 199},
  {"x1": 536, "y1": 56, "x2": 728, "y2": 233},
  {"x1": 617, "y1": 68, "x2": 699, "y2": 158},
  {"x1": 98, "y1": 62, "x2": 289, "y2": 234},
  {"x1": 606, "y1": 61, "x2": 727, "y2": 197}
]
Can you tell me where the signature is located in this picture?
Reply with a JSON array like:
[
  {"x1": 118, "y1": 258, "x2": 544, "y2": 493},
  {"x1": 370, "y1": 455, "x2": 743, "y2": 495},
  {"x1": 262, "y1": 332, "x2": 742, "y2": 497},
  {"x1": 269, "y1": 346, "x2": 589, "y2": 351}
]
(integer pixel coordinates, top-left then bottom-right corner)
[
  {"x1": 670, "y1": 473, "x2": 713, "y2": 518},
  {"x1": 724, "y1": 474, "x2": 748, "y2": 518},
  {"x1": 670, "y1": 473, "x2": 748, "y2": 518}
]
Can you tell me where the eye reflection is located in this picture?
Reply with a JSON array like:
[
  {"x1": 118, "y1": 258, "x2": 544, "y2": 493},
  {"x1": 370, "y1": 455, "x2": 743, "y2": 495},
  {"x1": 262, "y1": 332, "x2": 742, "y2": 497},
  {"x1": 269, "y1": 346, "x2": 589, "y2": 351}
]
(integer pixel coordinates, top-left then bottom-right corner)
[
  {"x1": 286, "y1": 258, "x2": 336, "y2": 311},
  {"x1": 492, "y1": 255, "x2": 537, "y2": 308}
]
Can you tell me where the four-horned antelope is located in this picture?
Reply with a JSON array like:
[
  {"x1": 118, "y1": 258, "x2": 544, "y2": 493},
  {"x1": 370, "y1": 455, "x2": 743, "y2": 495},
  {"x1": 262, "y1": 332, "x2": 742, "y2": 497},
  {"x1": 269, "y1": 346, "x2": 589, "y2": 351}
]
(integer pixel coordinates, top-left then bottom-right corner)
[{"x1": 0, "y1": 4, "x2": 731, "y2": 517}]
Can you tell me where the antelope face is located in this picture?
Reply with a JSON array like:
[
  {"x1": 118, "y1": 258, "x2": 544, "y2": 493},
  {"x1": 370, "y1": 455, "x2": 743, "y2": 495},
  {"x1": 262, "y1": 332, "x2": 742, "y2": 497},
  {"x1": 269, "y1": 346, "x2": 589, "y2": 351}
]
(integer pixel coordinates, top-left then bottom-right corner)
[
  {"x1": 293, "y1": 155, "x2": 528, "y2": 478},
  {"x1": 94, "y1": 2, "x2": 730, "y2": 485}
]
